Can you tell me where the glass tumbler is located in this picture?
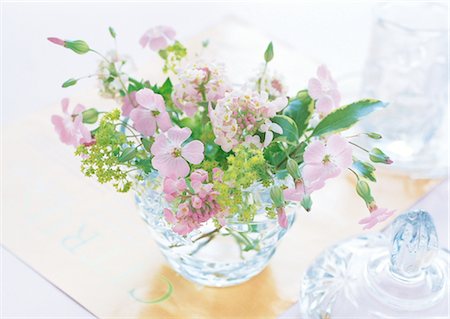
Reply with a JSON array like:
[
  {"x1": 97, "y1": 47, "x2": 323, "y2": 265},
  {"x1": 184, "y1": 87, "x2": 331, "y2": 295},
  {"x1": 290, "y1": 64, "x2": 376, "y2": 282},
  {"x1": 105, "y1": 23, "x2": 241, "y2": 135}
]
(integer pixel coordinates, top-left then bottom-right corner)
[{"x1": 360, "y1": 3, "x2": 448, "y2": 177}]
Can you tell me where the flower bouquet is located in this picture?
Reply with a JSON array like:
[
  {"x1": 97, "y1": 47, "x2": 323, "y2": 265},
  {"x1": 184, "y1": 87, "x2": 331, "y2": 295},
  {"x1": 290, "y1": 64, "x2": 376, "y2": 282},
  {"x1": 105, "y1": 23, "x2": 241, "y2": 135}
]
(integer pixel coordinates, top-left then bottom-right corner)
[{"x1": 49, "y1": 26, "x2": 393, "y2": 286}]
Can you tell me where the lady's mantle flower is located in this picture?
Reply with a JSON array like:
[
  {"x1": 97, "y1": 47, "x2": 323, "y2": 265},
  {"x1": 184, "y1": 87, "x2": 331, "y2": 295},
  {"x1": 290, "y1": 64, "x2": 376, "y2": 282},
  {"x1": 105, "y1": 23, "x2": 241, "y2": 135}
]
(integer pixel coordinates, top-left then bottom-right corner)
[
  {"x1": 151, "y1": 126, "x2": 204, "y2": 178},
  {"x1": 172, "y1": 61, "x2": 230, "y2": 116},
  {"x1": 51, "y1": 98, "x2": 93, "y2": 147},
  {"x1": 308, "y1": 64, "x2": 340, "y2": 116},
  {"x1": 359, "y1": 206, "x2": 395, "y2": 230},
  {"x1": 140, "y1": 26, "x2": 176, "y2": 51},
  {"x1": 129, "y1": 88, "x2": 172, "y2": 137},
  {"x1": 302, "y1": 134, "x2": 352, "y2": 190},
  {"x1": 210, "y1": 91, "x2": 287, "y2": 152}
]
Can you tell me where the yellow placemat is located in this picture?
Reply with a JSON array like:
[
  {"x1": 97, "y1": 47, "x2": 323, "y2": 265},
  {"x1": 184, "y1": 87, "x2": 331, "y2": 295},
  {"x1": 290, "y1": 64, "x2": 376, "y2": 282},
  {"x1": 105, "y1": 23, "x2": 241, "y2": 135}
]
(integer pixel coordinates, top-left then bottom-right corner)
[{"x1": 2, "y1": 20, "x2": 438, "y2": 319}]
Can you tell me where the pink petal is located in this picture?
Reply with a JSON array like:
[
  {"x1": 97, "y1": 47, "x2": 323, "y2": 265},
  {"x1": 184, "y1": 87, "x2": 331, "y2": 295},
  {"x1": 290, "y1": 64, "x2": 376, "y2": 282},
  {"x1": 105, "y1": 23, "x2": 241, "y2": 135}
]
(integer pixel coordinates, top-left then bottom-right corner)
[
  {"x1": 283, "y1": 188, "x2": 304, "y2": 202},
  {"x1": 304, "y1": 140, "x2": 326, "y2": 164},
  {"x1": 136, "y1": 88, "x2": 157, "y2": 109},
  {"x1": 302, "y1": 163, "x2": 325, "y2": 184},
  {"x1": 316, "y1": 96, "x2": 334, "y2": 115},
  {"x1": 307, "y1": 78, "x2": 322, "y2": 100},
  {"x1": 151, "y1": 134, "x2": 171, "y2": 156},
  {"x1": 139, "y1": 34, "x2": 149, "y2": 48},
  {"x1": 79, "y1": 124, "x2": 92, "y2": 143},
  {"x1": 130, "y1": 108, "x2": 157, "y2": 137},
  {"x1": 181, "y1": 140, "x2": 204, "y2": 164},
  {"x1": 329, "y1": 89, "x2": 341, "y2": 107},
  {"x1": 326, "y1": 135, "x2": 347, "y2": 156},
  {"x1": 161, "y1": 26, "x2": 176, "y2": 40},
  {"x1": 153, "y1": 154, "x2": 189, "y2": 178},
  {"x1": 73, "y1": 104, "x2": 85, "y2": 115},
  {"x1": 277, "y1": 209, "x2": 288, "y2": 228},
  {"x1": 334, "y1": 148, "x2": 352, "y2": 170},
  {"x1": 317, "y1": 64, "x2": 331, "y2": 82},
  {"x1": 163, "y1": 208, "x2": 177, "y2": 224},
  {"x1": 149, "y1": 37, "x2": 168, "y2": 51},
  {"x1": 163, "y1": 177, "x2": 177, "y2": 194},
  {"x1": 156, "y1": 112, "x2": 172, "y2": 132},
  {"x1": 61, "y1": 98, "x2": 70, "y2": 114},
  {"x1": 167, "y1": 126, "x2": 191, "y2": 147},
  {"x1": 121, "y1": 92, "x2": 137, "y2": 117}
]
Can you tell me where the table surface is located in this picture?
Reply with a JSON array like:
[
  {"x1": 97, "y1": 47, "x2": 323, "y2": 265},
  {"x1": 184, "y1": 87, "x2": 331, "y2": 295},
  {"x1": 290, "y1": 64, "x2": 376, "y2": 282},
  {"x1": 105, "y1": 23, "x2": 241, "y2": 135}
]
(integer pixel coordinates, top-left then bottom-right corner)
[{"x1": 2, "y1": 2, "x2": 448, "y2": 319}]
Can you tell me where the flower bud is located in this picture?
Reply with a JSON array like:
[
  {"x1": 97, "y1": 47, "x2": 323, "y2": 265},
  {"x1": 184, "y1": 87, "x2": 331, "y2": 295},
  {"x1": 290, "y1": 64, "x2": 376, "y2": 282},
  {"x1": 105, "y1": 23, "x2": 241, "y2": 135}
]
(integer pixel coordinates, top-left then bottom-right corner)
[
  {"x1": 47, "y1": 37, "x2": 65, "y2": 46},
  {"x1": 356, "y1": 180, "x2": 374, "y2": 205},
  {"x1": 82, "y1": 108, "x2": 99, "y2": 124},
  {"x1": 270, "y1": 186, "x2": 285, "y2": 208},
  {"x1": 286, "y1": 158, "x2": 301, "y2": 180},
  {"x1": 366, "y1": 132, "x2": 382, "y2": 139},
  {"x1": 369, "y1": 147, "x2": 393, "y2": 164},
  {"x1": 264, "y1": 41, "x2": 274, "y2": 63},
  {"x1": 62, "y1": 78, "x2": 77, "y2": 88},
  {"x1": 64, "y1": 40, "x2": 90, "y2": 54},
  {"x1": 301, "y1": 195, "x2": 312, "y2": 212}
]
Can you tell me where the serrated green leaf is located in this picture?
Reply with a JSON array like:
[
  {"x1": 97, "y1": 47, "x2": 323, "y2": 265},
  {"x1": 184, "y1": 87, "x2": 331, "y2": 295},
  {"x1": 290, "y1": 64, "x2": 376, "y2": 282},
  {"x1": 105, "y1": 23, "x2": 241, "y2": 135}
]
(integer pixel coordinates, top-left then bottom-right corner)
[
  {"x1": 312, "y1": 99, "x2": 387, "y2": 137},
  {"x1": 271, "y1": 115, "x2": 299, "y2": 142},
  {"x1": 118, "y1": 147, "x2": 137, "y2": 162},
  {"x1": 264, "y1": 42, "x2": 274, "y2": 63},
  {"x1": 283, "y1": 90, "x2": 314, "y2": 136}
]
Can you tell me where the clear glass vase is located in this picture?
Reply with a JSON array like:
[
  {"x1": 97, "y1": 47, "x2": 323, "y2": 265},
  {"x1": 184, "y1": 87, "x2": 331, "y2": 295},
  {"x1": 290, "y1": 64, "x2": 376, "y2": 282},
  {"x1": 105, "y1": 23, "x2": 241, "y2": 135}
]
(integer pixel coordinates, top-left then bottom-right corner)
[{"x1": 134, "y1": 172, "x2": 296, "y2": 287}]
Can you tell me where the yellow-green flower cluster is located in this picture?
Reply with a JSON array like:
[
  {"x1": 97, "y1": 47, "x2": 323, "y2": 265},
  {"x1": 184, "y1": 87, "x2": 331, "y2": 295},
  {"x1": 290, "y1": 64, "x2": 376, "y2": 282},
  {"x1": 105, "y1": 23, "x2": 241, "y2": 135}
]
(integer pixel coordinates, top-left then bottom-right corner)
[{"x1": 214, "y1": 146, "x2": 272, "y2": 222}]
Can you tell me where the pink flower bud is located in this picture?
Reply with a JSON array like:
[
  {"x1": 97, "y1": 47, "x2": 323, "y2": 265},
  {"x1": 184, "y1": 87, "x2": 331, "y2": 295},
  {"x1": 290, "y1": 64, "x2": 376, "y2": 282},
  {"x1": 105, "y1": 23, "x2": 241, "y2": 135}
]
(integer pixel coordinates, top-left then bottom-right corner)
[
  {"x1": 192, "y1": 196, "x2": 203, "y2": 209},
  {"x1": 47, "y1": 37, "x2": 65, "y2": 46}
]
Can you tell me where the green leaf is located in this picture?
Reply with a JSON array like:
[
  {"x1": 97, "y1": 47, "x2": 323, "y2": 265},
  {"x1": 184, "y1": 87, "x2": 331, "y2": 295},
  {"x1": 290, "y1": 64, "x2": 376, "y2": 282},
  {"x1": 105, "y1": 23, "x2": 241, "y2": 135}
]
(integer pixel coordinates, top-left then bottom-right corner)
[
  {"x1": 312, "y1": 99, "x2": 387, "y2": 137},
  {"x1": 108, "y1": 26, "x2": 116, "y2": 39},
  {"x1": 264, "y1": 142, "x2": 287, "y2": 168},
  {"x1": 64, "y1": 40, "x2": 90, "y2": 54},
  {"x1": 118, "y1": 147, "x2": 137, "y2": 162},
  {"x1": 141, "y1": 137, "x2": 152, "y2": 152},
  {"x1": 62, "y1": 78, "x2": 77, "y2": 88},
  {"x1": 369, "y1": 147, "x2": 393, "y2": 164},
  {"x1": 271, "y1": 115, "x2": 299, "y2": 143},
  {"x1": 82, "y1": 108, "x2": 99, "y2": 124},
  {"x1": 283, "y1": 90, "x2": 314, "y2": 136},
  {"x1": 352, "y1": 160, "x2": 376, "y2": 182},
  {"x1": 264, "y1": 42, "x2": 274, "y2": 63}
]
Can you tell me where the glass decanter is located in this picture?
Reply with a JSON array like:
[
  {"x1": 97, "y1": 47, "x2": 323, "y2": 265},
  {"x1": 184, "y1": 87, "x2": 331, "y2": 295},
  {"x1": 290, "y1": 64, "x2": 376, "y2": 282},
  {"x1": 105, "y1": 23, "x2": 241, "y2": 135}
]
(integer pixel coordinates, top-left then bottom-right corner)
[{"x1": 300, "y1": 210, "x2": 449, "y2": 318}]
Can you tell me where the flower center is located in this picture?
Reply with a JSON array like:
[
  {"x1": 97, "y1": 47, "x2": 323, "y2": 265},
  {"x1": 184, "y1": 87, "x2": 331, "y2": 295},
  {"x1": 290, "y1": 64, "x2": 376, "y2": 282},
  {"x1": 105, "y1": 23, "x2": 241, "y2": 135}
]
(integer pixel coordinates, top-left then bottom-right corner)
[
  {"x1": 151, "y1": 110, "x2": 160, "y2": 117},
  {"x1": 323, "y1": 154, "x2": 331, "y2": 164},
  {"x1": 172, "y1": 147, "x2": 182, "y2": 157}
]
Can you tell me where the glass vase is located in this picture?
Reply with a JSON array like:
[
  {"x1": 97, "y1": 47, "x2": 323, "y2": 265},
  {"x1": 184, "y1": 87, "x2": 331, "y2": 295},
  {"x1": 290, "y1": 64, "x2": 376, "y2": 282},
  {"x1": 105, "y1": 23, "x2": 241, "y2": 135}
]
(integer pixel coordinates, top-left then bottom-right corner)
[{"x1": 133, "y1": 172, "x2": 296, "y2": 287}]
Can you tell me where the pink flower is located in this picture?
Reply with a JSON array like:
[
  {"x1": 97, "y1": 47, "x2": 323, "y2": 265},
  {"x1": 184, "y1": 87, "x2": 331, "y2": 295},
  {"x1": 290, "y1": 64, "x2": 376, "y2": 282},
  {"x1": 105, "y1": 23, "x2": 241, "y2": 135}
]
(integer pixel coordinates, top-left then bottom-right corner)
[
  {"x1": 359, "y1": 207, "x2": 395, "y2": 230},
  {"x1": 47, "y1": 37, "x2": 65, "y2": 46},
  {"x1": 277, "y1": 207, "x2": 288, "y2": 228},
  {"x1": 151, "y1": 126, "x2": 204, "y2": 178},
  {"x1": 121, "y1": 92, "x2": 137, "y2": 117},
  {"x1": 191, "y1": 169, "x2": 209, "y2": 183},
  {"x1": 129, "y1": 88, "x2": 172, "y2": 136},
  {"x1": 302, "y1": 135, "x2": 352, "y2": 190},
  {"x1": 139, "y1": 26, "x2": 176, "y2": 51},
  {"x1": 191, "y1": 196, "x2": 203, "y2": 209},
  {"x1": 172, "y1": 61, "x2": 231, "y2": 116},
  {"x1": 51, "y1": 98, "x2": 93, "y2": 147},
  {"x1": 308, "y1": 65, "x2": 340, "y2": 116},
  {"x1": 163, "y1": 176, "x2": 187, "y2": 202}
]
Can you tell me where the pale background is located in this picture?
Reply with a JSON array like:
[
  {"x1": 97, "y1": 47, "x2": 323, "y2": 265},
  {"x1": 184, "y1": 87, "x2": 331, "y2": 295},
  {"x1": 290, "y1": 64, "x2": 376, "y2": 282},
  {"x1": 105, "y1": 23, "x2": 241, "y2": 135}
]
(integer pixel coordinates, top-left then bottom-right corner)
[{"x1": 1, "y1": 1, "x2": 447, "y2": 318}]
